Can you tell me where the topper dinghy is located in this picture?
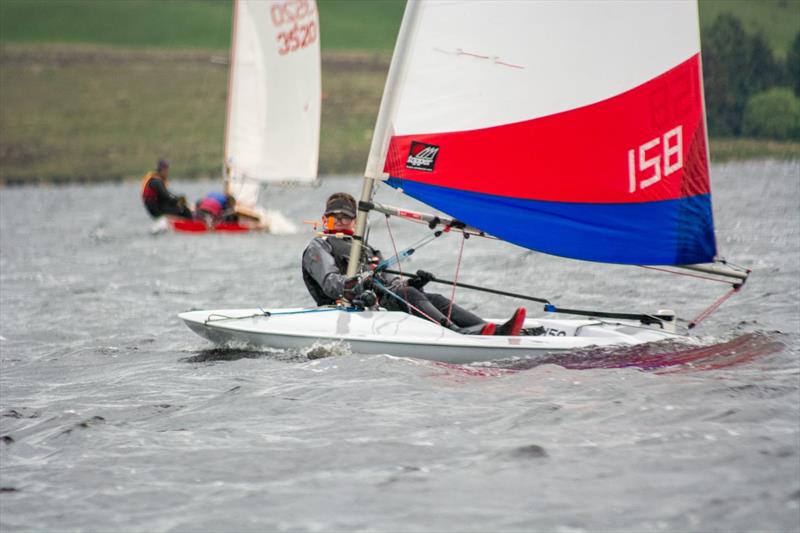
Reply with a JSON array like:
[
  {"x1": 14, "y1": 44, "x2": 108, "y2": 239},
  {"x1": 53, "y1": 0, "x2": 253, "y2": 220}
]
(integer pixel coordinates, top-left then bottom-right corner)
[{"x1": 180, "y1": 0, "x2": 748, "y2": 364}]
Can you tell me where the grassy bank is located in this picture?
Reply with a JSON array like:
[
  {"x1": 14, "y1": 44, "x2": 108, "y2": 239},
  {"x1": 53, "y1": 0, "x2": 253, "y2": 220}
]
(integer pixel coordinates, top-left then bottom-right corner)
[
  {"x1": 709, "y1": 137, "x2": 800, "y2": 162},
  {"x1": 1, "y1": 44, "x2": 798, "y2": 185},
  {"x1": 0, "y1": 45, "x2": 388, "y2": 184}
]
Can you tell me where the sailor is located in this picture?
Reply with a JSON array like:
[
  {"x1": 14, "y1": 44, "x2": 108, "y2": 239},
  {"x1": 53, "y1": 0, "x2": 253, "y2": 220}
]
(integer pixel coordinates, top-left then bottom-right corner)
[
  {"x1": 140, "y1": 158, "x2": 193, "y2": 219},
  {"x1": 301, "y1": 192, "x2": 527, "y2": 336},
  {"x1": 195, "y1": 192, "x2": 238, "y2": 226}
]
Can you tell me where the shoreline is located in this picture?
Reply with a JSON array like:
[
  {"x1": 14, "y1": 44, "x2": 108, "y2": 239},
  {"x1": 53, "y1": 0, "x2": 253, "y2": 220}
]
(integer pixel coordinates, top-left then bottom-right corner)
[{"x1": 2, "y1": 157, "x2": 797, "y2": 188}]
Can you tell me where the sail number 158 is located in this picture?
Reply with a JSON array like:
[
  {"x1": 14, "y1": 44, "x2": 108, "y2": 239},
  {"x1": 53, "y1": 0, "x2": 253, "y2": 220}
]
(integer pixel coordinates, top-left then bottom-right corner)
[{"x1": 628, "y1": 125, "x2": 683, "y2": 193}]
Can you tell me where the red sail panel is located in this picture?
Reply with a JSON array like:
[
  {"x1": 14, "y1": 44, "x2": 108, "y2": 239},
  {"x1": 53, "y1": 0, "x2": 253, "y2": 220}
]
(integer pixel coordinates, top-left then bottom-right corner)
[{"x1": 384, "y1": 55, "x2": 708, "y2": 205}]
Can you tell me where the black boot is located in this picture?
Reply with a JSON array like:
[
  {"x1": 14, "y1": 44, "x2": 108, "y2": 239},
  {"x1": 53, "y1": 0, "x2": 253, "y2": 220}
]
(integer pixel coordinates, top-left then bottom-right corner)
[{"x1": 494, "y1": 307, "x2": 526, "y2": 336}]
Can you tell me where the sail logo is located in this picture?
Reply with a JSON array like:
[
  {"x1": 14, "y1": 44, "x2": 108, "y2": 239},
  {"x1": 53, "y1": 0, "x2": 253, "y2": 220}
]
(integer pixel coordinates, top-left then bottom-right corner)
[{"x1": 406, "y1": 142, "x2": 440, "y2": 172}]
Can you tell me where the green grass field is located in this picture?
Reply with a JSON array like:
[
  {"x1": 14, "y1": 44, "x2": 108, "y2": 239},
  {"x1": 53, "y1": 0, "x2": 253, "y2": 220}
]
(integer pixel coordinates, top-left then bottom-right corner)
[
  {"x1": 0, "y1": 0, "x2": 405, "y2": 52},
  {"x1": 1, "y1": 0, "x2": 798, "y2": 184},
  {"x1": 2, "y1": 0, "x2": 795, "y2": 54},
  {"x1": 0, "y1": 45, "x2": 390, "y2": 183}
]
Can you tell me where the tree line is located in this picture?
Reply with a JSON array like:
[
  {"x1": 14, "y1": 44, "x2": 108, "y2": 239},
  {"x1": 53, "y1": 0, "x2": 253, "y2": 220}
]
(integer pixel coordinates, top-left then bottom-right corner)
[{"x1": 702, "y1": 13, "x2": 800, "y2": 140}]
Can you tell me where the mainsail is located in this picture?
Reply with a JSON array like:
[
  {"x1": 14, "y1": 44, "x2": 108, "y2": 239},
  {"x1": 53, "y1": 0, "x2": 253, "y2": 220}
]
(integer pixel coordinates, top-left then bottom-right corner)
[
  {"x1": 225, "y1": 0, "x2": 321, "y2": 207},
  {"x1": 363, "y1": 0, "x2": 714, "y2": 266}
]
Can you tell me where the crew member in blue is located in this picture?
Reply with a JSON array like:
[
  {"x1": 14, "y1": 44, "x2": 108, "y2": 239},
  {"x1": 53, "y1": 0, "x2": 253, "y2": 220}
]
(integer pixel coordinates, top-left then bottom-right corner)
[
  {"x1": 301, "y1": 192, "x2": 527, "y2": 336},
  {"x1": 141, "y1": 159, "x2": 192, "y2": 219},
  {"x1": 195, "y1": 192, "x2": 238, "y2": 226}
]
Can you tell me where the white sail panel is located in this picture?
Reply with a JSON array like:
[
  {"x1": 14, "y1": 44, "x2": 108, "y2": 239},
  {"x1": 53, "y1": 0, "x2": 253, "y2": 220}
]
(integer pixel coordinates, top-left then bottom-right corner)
[
  {"x1": 366, "y1": 0, "x2": 701, "y2": 178},
  {"x1": 226, "y1": 0, "x2": 320, "y2": 200}
]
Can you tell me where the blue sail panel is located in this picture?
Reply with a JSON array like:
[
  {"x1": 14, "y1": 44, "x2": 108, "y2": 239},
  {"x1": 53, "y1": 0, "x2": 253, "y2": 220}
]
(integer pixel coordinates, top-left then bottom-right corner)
[{"x1": 386, "y1": 177, "x2": 717, "y2": 266}]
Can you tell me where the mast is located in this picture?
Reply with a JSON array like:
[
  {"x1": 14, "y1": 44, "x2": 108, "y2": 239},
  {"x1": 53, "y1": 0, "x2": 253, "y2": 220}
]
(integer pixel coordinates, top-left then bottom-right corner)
[
  {"x1": 222, "y1": 0, "x2": 240, "y2": 195},
  {"x1": 346, "y1": 0, "x2": 422, "y2": 277}
]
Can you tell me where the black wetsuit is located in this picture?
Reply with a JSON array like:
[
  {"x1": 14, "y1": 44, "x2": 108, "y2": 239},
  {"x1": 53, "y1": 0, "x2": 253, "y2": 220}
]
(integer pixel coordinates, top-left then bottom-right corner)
[
  {"x1": 301, "y1": 233, "x2": 485, "y2": 330},
  {"x1": 141, "y1": 173, "x2": 192, "y2": 219}
]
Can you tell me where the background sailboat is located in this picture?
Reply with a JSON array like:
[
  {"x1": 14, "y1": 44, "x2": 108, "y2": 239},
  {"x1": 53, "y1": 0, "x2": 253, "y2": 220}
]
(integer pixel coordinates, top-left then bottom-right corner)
[
  {"x1": 172, "y1": 0, "x2": 321, "y2": 233},
  {"x1": 180, "y1": 0, "x2": 748, "y2": 363}
]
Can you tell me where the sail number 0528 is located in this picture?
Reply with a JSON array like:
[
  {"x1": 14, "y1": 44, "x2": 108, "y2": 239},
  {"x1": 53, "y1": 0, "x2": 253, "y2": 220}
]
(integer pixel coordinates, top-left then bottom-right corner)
[{"x1": 628, "y1": 125, "x2": 683, "y2": 193}]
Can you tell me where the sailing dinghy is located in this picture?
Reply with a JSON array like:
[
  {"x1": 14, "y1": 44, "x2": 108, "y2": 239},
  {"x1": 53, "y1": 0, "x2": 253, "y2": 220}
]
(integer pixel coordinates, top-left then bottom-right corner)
[
  {"x1": 180, "y1": 0, "x2": 749, "y2": 364},
  {"x1": 170, "y1": 0, "x2": 320, "y2": 233}
]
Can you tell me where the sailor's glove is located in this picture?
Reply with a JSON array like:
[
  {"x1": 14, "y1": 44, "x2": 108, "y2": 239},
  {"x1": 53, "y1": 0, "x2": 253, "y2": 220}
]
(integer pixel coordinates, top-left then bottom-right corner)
[
  {"x1": 407, "y1": 270, "x2": 435, "y2": 290},
  {"x1": 360, "y1": 275, "x2": 374, "y2": 291},
  {"x1": 342, "y1": 276, "x2": 362, "y2": 301},
  {"x1": 343, "y1": 275, "x2": 372, "y2": 300}
]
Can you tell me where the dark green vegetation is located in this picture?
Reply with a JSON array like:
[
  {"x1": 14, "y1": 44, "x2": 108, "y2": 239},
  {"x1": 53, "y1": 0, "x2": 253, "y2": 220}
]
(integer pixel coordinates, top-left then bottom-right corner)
[
  {"x1": 702, "y1": 13, "x2": 800, "y2": 139},
  {"x1": 0, "y1": 0, "x2": 798, "y2": 184},
  {"x1": 699, "y1": 0, "x2": 799, "y2": 59}
]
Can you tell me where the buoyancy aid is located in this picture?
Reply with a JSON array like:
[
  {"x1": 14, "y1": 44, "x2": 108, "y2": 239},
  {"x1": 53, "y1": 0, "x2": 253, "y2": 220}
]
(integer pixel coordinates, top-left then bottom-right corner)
[
  {"x1": 207, "y1": 192, "x2": 228, "y2": 205},
  {"x1": 302, "y1": 233, "x2": 390, "y2": 306},
  {"x1": 324, "y1": 233, "x2": 384, "y2": 273},
  {"x1": 197, "y1": 196, "x2": 224, "y2": 217},
  {"x1": 140, "y1": 171, "x2": 161, "y2": 204}
]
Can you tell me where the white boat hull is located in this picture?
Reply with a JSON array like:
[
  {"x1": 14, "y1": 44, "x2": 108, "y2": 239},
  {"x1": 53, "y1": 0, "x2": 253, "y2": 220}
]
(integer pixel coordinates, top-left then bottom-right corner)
[{"x1": 179, "y1": 307, "x2": 680, "y2": 364}]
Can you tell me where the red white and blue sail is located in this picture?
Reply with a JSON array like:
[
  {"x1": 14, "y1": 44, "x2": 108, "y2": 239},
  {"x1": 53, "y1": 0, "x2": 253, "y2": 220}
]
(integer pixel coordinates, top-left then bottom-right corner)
[{"x1": 365, "y1": 0, "x2": 715, "y2": 265}]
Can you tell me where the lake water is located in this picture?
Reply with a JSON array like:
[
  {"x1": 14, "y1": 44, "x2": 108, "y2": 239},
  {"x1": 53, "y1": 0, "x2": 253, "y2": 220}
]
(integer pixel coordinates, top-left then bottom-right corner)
[{"x1": 1, "y1": 160, "x2": 798, "y2": 532}]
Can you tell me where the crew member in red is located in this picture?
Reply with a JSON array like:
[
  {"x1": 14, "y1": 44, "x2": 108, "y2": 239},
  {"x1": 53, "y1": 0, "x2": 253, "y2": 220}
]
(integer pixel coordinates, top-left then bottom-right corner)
[
  {"x1": 301, "y1": 192, "x2": 526, "y2": 336},
  {"x1": 141, "y1": 159, "x2": 192, "y2": 219},
  {"x1": 195, "y1": 192, "x2": 238, "y2": 227}
]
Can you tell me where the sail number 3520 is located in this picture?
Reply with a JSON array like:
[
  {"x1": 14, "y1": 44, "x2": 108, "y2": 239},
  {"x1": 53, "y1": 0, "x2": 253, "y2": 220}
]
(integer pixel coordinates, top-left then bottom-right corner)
[
  {"x1": 272, "y1": 0, "x2": 317, "y2": 56},
  {"x1": 627, "y1": 125, "x2": 683, "y2": 193}
]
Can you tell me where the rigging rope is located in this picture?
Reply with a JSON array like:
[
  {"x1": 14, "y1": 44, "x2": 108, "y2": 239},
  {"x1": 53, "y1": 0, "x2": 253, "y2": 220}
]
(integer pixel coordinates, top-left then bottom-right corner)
[
  {"x1": 447, "y1": 232, "x2": 467, "y2": 322},
  {"x1": 371, "y1": 278, "x2": 442, "y2": 326},
  {"x1": 373, "y1": 231, "x2": 441, "y2": 272},
  {"x1": 205, "y1": 307, "x2": 356, "y2": 324},
  {"x1": 688, "y1": 285, "x2": 742, "y2": 329},
  {"x1": 374, "y1": 215, "x2": 467, "y2": 327},
  {"x1": 383, "y1": 213, "x2": 408, "y2": 306}
]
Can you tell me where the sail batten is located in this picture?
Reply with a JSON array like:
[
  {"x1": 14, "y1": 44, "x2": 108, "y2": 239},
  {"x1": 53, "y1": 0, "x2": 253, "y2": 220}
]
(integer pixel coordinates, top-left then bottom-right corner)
[{"x1": 368, "y1": 0, "x2": 716, "y2": 266}]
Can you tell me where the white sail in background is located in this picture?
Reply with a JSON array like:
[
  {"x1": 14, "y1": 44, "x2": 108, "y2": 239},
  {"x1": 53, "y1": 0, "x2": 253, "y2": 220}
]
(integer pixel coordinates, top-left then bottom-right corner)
[{"x1": 225, "y1": 0, "x2": 321, "y2": 207}]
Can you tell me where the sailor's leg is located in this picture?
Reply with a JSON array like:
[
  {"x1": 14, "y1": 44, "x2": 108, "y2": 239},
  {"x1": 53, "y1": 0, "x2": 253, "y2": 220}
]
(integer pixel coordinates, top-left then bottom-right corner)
[
  {"x1": 381, "y1": 286, "x2": 450, "y2": 325},
  {"x1": 161, "y1": 201, "x2": 193, "y2": 219},
  {"x1": 424, "y1": 292, "x2": 484, "y2": 328}
]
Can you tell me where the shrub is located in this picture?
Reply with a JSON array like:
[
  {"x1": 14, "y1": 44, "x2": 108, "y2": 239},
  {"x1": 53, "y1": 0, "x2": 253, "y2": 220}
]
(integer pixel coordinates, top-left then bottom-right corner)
[
  {"x1": 702, "y1": 14, "x2": 781, "y2": 136},
  {"x1": 788, "y1": 32, "x2": 800, "y2": 97},
  {"x1": 741, "y1": 87, "x2": 800, "y2": 140}
]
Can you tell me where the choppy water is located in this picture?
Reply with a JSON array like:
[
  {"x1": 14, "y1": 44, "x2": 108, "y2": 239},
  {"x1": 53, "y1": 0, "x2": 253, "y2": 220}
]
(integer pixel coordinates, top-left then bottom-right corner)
[{"x1": 1, "y1": 160, "x2": 798, "y2": 532}]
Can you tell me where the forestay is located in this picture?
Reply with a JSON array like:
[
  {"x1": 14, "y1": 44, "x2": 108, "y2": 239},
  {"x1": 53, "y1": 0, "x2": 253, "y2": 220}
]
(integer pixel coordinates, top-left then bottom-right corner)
[
  {"x1": 365, "y1": 0, "x2": 714, "y2": 266},
  {"x1": 225, "y1": 0, "x2": 321, "y2": 206}
]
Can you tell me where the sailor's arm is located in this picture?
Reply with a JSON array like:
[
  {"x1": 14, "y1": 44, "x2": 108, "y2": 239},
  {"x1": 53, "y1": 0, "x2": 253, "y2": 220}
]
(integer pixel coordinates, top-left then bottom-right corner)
[
  {"x1": 150, "y1": 178, "x2": 180, "y2": 203},
  {"x1": 302, "y1": 239, "x2": 349, "y2": 300}
]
